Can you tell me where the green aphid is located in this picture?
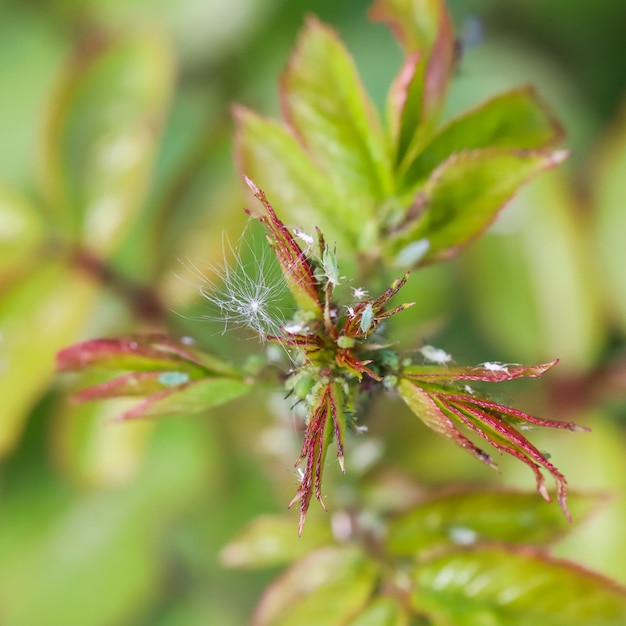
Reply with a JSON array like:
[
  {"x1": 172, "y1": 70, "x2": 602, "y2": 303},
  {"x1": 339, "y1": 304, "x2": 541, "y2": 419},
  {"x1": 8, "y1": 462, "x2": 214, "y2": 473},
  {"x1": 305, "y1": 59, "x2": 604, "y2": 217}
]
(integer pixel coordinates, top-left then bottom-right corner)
[
  {"x1": 359, "y1": 303, "x2": 374, "y2": 334},
  {"x1": 158, "y1": 371, "x2": 190, "y2": 386},
  {"x1": 322, "y1": 246, "x2": 340, "y2": 286}
]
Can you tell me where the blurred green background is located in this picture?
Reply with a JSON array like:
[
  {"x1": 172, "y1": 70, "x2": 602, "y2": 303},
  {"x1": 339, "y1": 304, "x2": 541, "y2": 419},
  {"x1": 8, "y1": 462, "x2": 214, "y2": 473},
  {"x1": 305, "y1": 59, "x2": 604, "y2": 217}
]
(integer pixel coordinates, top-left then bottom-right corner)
[{"x1": 1, "y1": 0, "x2": 626, "y2": 624}]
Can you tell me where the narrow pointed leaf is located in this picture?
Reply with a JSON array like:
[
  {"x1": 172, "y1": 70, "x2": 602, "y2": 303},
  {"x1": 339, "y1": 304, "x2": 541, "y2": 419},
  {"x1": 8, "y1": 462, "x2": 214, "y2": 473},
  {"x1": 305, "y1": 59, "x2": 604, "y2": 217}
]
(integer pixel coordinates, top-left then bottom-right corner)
[
  {"x1": 280, "y1": 16, "x2": 392, "y2": 202},
  {"x1": 402, "y1": 360, "x2": 558, "y2": 383},
  {"x1": 411, "y1": 546, "x2": 626, "y2": 626},
  {"x1": 42, "y1": 32, "x2": 173, "y2": 254},
  {"x1": 252, "y1": 547, "x2": 379, "y2": 626},
  {"x1": 386, "y1": 149, "x2": 567, "y2": 266},
  {"x1": 402, "y1": 86, "x2": 564, "y2": 187},
  {"x1": 387, "y1": 489, "x2": 603, "y2": 557}
]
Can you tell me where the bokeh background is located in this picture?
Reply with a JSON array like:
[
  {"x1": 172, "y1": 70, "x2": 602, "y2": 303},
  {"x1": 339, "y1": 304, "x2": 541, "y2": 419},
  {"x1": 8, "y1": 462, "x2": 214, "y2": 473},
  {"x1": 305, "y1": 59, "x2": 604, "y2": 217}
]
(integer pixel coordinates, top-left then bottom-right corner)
[{"x1": 1, "y1": 0, "x2": 626, "y2": 624}]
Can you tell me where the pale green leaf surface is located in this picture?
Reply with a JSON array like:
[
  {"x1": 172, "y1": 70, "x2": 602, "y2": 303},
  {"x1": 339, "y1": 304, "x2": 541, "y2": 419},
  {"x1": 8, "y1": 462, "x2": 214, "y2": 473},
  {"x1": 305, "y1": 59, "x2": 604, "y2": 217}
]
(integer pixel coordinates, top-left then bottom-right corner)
[
  {"x1": 387, "y1": 149, "x2": 566, "y2": 266},
  {"x1": 402, "y1": 86, "x2": 564, "y2": 187},
  {"x1": 387, "y1": 489, "x2": 602, "y2": 557},
  {"x1": 592, "y1": 107, "x2": 626, "y2": 333},
  {"x1": 42, "y1": 31, "x2": 173, "y2": 254},
  {"x1": 121, "y1": 376, "x2": 252, "y2": 420},
  {"x1": 220, "y1": 514, "x2": 334, "y2": 569},
  {"x1": 280, "y1": 17, "x2": 392, "y2": 203},
  {"x1": 347, "y1": 597, "x2": 408, "y2": 626},
  {"x1": 253, "y1": 547, "x2": 379, "y2": 626},
  {"x1": 0, "y1": 186, "x2": 45, "y2": 272},
  {"x1": 411, "y1": 547, "x2": 626, "y2": 626},
  {"x1": 0, "y1": 263, "x2": 96, "y2": 456},
  {"x1": 235, "y1": 106, "x2": 360, "y2": 249}
]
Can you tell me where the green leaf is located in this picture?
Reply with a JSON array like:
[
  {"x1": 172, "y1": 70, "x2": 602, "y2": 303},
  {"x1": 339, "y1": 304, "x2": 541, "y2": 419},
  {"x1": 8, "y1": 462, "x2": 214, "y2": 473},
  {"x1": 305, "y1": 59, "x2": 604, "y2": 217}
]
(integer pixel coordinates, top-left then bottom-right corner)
[
  {"x1": 370, "y1": 0, "x2": 446, "y2": 54},
  {"x1": 280, "y1": 16, "x2": 392, "y2": 203},
  {"x1": 234, "y1": 107, "x2": 358, "y2": 249},
  {"x1": 220, "y1": 514, "x2": 334, "y2": 569},
  {"x1": 386, "y1": 149, "x2": 567, "y2": 266},
  {"x1": 118, "y1": 377, "x2": 253, "y2": 421},
  {"x1": 401, "y1": 86, "x2": 564, "y2": 187},
  {"x1": 0, "y1": 186, "x2": 44, "y2": 272},
  {"x1": 0, "y1": 263, "x2": 96, "y2": 456},
  {"x1": 347, "y1": 597, "x2": 409, "y2": 626},
  {"x1": 253, "y1": 547, "x2": 379, "y2": 626},
  {"x1": 372, "y1": 0, "x2": 455, "y2": 134},
  {"x1": 387, "y1": 489, "x2": 603, "y2": 557},
  {"x1": 592, "y1": 107, "x2": 626, "y2": 334},
  {"x1": 0, "y1": 417, "x2": 210, "y2": 626},
  {"x1": 411, "y1": 546, "x2": 626, "y2": 626},
  {"x1": 42, "y1": 31, "x2": 173, "y2": 255}
]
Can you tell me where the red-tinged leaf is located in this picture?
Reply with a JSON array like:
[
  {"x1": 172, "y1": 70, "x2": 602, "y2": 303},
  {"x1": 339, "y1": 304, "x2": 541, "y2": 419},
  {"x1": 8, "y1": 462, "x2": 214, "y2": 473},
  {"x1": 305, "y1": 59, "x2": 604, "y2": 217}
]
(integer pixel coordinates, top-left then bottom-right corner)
[
  {"x1": 72, "y1": 371, "x2": 191, "y2": 402},
  {"x1": 397, "y1": 378, "x2": 498, "y2": 470},
  {"x1": 118, "y1": 377, "x2": 252, "y2": 421},
  {"x1": 402, "y1": 360, "x2": 559, "y2": 383},
  {"x1": 252, "y1": 547, "x2": 379, "y2": 626},
  {"x1": 373, "y1": 0, "x2": 455, "y2": 144},
  {"x1": 280, "y1": 16, "x2": 392, "y2": 202},
  {"x1": 386, "y1": 148, "x2": 568, "y2": 267},
  {"x1": 402, "y1": 86, "x2": 565, "y2": 186},
  {"x1": 411, "y1": 546, "x2": 626, "y2": 626},
  {"x1": 440, "y1": 397, "x2": 571, "y2": 519},
  {"x1": 387, "y1": 489, "x2": 604, "y2": 557},
  {"x1": 335, "y1": 350, "x2": 381, "y2": 382},
  {"x1": 244, "y1": 177, "x2": 322, "y2": 316},
  {"x1": 289, "y1": 382, "x2": 346, "y2": 536},
  {"x1": 56, "y1": 336, "x2": 209, "y2": 378}
]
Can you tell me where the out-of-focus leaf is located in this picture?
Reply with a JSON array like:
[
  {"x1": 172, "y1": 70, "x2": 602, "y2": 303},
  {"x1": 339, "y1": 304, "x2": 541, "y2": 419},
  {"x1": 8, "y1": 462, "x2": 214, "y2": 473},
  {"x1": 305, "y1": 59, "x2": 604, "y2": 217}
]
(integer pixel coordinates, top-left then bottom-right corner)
[
  {"x1": 347, "y1": 597, "x2": 408, "y2": 626},
  {"x1": 386, "y1": 149, "x2": 567, "y2": 267},
  {"x1": 0, "y1": 417, "x2": 210, "y2": 626},
  {"x1": 280, "y1": 17, "x2": 392, "y2": 203},
  {"x1": 0, "y1": 262, "x2": 96, "y2": 456},
  {"x1": 372, "y1": 0, "x2": 455, "y2": 140},
  {"x1": 402, "y1": 86, "x2": 564, "y2": 187},
  {"x1": 42, "y1": 31, "x2": 173, "y2": 254},
  {"x1": 0, "y1": 186, "x2": 44, "y2": 271},
  {"x1": 592, "y1": 105, "x2": 626, "y2": 334},
  {"x1": 220, "y1": 514, "x2": 334, "y2": 569},
  {"x1": 51, "y1": 392, "x2": 154, "y2": 487},
  {"x1": 118, "y1": 376, "x2": 252, "y2": 421},
  {"x1": 57, "y1": 334, "x2": 234, "y2": 378},
  {"x1": 252, "y1": 547, "x2": 379, "y2": 626},
  {"x1": 465, "y1": 170, "x2": 604, "y2": 373},
  {"x1": 234, "y1": 107, "x2": 357, "y2": 249},
  {"x1": 387, "y1": 489, "x2": 603, "y2": 557},
  {"x1": 411, "y1": 546, "x2": 626, "y2": 626}
]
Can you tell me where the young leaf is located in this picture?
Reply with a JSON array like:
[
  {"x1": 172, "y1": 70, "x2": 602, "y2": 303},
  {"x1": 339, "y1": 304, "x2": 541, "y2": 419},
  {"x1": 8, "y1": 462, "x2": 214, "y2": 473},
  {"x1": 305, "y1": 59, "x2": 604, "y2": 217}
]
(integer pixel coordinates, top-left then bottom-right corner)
[
  {"x1": 386, "y1": 149, "x2": 568, "y2": 266},
  {"x1": 401, "y1": 86, "x2": 565, "y2": 186},
  {"x1": 252, "y1": 547, "x2": 379, "y2": 626},
  {"x1": 411, "y1": 546, "x2": 626, "y2": 626},
  {"x1": 387, "y1": 489, "x2": 604, "y2": 557},
  {"x1": 372, "y1": 0, "x2": 456, "y2": 151},
  {"x1": 234, "y1": 107, "x2": 356, "y2": 249},
  {"x1": 41, "y1": 31, "x2": 173, "y2": 254},
  {"x1": 280, "y1": 16, "x2": 392, "y2": 202}
]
